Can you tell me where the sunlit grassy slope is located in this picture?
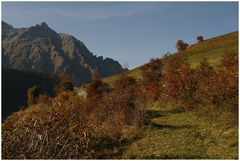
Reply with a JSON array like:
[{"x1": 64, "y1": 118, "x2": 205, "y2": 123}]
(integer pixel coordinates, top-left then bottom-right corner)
[
  {"x1": 103, "y1": 31, "x2": 238, "y2": 83},
  {"x1": 181, "y1": 31, "x2": 238, "y2": 67},
  {"x1": 123, "y1": 103, "x2": 238, "y2": 159},
  {"x1": 104, "y1": 31, "x2": 238, "y2": 159}
]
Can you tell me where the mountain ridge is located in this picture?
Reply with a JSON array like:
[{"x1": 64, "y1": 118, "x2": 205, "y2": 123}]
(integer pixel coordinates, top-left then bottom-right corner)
[{"x1": 2, "y1": 21, "x2": 123, "y2": 84}]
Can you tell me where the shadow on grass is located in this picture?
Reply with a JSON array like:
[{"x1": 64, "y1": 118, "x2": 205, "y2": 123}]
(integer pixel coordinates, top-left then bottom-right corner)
[
  {"x1": 144, "y1": 108, "x2": 184, "y2": 125},
  {"x1": 143, "y1": 154, "x2": 207, "y2": 159},
  {"x1": 150, "y1": 122, "x2": 194, "y2": 130},
  {"x1": 93, "y1": 131, "x2": 147, "y2": 159},
  {"x1": 144, "y1": 110, "x2": 166, "y2": 126},
  {"x1": 146, "y1": 107, "x2": 184, "y2": 118},
  {"x1": 145, "y1": 110, "x2": 165, "y2": 119}
]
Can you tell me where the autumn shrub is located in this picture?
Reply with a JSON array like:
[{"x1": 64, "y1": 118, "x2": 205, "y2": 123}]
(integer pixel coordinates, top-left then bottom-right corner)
[
  {"x1": 112, "y1": 75, "x2": 144, "y2": 124},
  {"x1": 141, "y1": 58, "x2": 163, "y2": 83},
  {"x1": 27, "y1": 85, "x2": 40, "y2": 106},
  {"x1": 114, "y1": 74, "x2": 137, "y2": 89},
  {"x1": 90, "y1": 75, "x2": 145, "y2": 149},
  {"x1": 176, "y1": 40, "x2": 189, "y2": 52},
  {"x1": 163, "y1": 55, "x2": 199, "y2": 108},
  {"x1": 196, "y1": 36, "x2": 204, "y2": 43},
  {"x1": 141, "y1": 58, "x2": 163, "y2": 101},
  {"x1": 164, "y1": 54, "x2": 186, "y2": 69},
  {"x1": 162, "y1": 51, "x2": 238, "y2": 112},
  {"x1": 3, "y1": 87, "x2": 108, "y2": 159},
  {"x1": 194, "y1": 52, "x2": 238, "y2": 110},
  {"x1": 193, "y1": 59, "x2": 216, "y2": 105},
  {"x1": 207, "y1": 52, "x2": 238, "y2": 108},
  {"x1": 139, "y1": 50, "x2": 238, "y2": 112},
  {"x1": 37, "y1": 94, "x2": 52, "y2": 105},
  {"x1": 94, "y1": 91, "x2": 143, "y2": 143},
  {"x1": 2, "y1": 71, "x2": 145, "y2": 159},
  {"x1": 220, "y1": 51, "x2": 238, "y2": 108},
  {"x1": 55, "y1": 74, "x2": 74, "y2": 94},
  {"x1": 176, "y1": 64, "x2": 197, "y2": 107},
  {"x1": 57, "y1": 91, "x2": 70, "y2": 101},
  {"x1": 86, "y1": 79, "x2": 110, "y2": 106}
]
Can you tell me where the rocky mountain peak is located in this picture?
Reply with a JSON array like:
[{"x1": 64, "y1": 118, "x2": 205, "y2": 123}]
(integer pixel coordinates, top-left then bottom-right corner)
[
  {"x1": 2, "y1": 21, "x2": 123, "y2": 84},
  {"x1": 19, "y1": 22, "x2": 57, "y2": 39},
  {"x1": 2, "y1": 21, "x2": 14, "y2": 30},
  {"x1": 40, "y1": 22, "x2": 49, "y2": 28}
]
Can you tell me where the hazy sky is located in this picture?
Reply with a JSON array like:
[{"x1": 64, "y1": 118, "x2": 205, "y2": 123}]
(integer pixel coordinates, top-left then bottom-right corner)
[{"x1": 2, "y1": 2, "x2": 238, "y2": 69}]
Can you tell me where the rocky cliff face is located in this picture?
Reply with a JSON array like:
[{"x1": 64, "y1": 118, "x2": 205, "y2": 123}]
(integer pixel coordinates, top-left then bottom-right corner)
[{"x1": 2, "y1": 21, "x2": 123, "y2": 84}]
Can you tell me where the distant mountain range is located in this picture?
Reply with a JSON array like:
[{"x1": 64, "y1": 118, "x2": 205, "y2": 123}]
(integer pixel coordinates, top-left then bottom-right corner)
[{"x1": 2, "y1": 21, "x2": 123, "y2": 84}]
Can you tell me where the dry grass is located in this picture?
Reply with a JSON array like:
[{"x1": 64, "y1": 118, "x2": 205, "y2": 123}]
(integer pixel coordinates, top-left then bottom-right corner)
[{"x1": 2, "y1": 77, "x2": 146, "y2": 159}]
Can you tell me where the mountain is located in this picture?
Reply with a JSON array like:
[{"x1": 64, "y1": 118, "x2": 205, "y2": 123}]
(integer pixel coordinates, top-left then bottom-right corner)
[
  {"x1": 2, "y1": 68, "x2": 57, "y2": 120},
  {"x1": 2, "y1": 21, "x2": 123, "y2": 84}
]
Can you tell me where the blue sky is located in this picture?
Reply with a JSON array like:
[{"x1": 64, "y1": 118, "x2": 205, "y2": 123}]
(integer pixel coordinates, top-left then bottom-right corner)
[{"x1": 2, "y1": 2, "x2": 238, "y2": 69}]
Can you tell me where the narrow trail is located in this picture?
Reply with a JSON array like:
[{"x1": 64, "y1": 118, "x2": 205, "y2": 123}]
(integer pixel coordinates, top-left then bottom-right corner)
[{"x1": 123, "y1": 104, "x2": 238, "y2": 159}]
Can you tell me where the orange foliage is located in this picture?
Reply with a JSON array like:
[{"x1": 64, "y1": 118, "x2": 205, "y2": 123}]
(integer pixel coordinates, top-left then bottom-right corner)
[
  {"x1": 114, "y1": 74, "x2": 136, "y2": 90},
  {"x1": 163, "y1": 55, "x2": 197, "y2": 106},
  {"x1": 37, "y1": 94, "x2": 51, "y2": 105},
  {"x1": 55, "y1": 74, "x2": 74, "y2": 94},
  {"x1": 141, "y1": 58, "x2": 163, "y2": 83},
  {"x1": 194, "y1": 59, "x2": 215, "y2": 104},
  {"x1": 163, "y1": 56, "x2": 185, "y2": 98},
  {"x1": 194, "y1": 52, "x2": 238, "y2": 109},
  {"x1": 141, "y1": 58, "x2": 163, "y2": 100},
  {"x1": 86, "y1": 79, "x2": 110, "y2": 110},
  {"x1": 149, "y1": 82, "x2": 159, "y2": 101},
  {"x1": 163, "y1": 51, "x2": 238, "y2": 109},
  {"x1": 212, "y1": 52, "x2": 238, "y2": 107}
]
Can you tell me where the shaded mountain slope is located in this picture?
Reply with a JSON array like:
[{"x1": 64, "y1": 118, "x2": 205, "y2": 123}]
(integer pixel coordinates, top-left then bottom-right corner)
[{"x1": 2, "y1": 68, "x2": 57, "y2": 120}]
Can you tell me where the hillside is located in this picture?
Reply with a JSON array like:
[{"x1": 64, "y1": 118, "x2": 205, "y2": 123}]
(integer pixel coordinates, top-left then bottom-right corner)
[
  {"x1": 103, "y1": 31, "x2": 238, "y2": 83},
  {"x1": 104, "y1": 31, "x2": 238, "y2": 159},
  {"x1": 2, "y1": 21, "x2": 123, "y2": 84},
  {"x1": 181, "y1": 31, "x2": 238, "y2": 67},
  {"x1": 2, "y1": 31, "x2": 238, "y2": 159}
]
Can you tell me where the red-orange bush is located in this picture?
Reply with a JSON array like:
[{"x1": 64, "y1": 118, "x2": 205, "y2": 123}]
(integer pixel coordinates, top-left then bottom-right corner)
[
  {"x1": 191, "y1": 52, "x2": 237, "y2": 110},
  {"x1": 55, "y1": 74, "x2": 74, "y2": 95},
  {"x1": 208, "y1": 52, "x2": 238, "y2": 107},
  {"x1": 37, "y1": 94, "x2": 52, "y2": 105},
  {"x1": 141, "y1": 58, "x2": 163, "y2": 100},
  {"x1": 114, "y1": 74, "x2": 137, "y2": 90},
  {"x1": 141, "y1": 58, "x2": 163, "y2": 83},
  {"x1": 163, "y1": 56, "x2": 186, "y2": 98},
  {"x1": 194, "y1": 59, "x2": 215, "y2": 104},
  {"x1": 163, "y1": 56, "x2": 197, "y2": 107},
  {"x1": 86, "y1": 79, "x2": 109, "y2": 103}
]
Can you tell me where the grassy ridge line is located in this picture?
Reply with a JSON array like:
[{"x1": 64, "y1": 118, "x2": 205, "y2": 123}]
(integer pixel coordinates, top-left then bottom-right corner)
[
  {"x1": 180, "y1": 31, "x2": 238, "y2": 67},
  {"x1": 103, "y1": 31, "x2": 238, "y2": 84}
]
